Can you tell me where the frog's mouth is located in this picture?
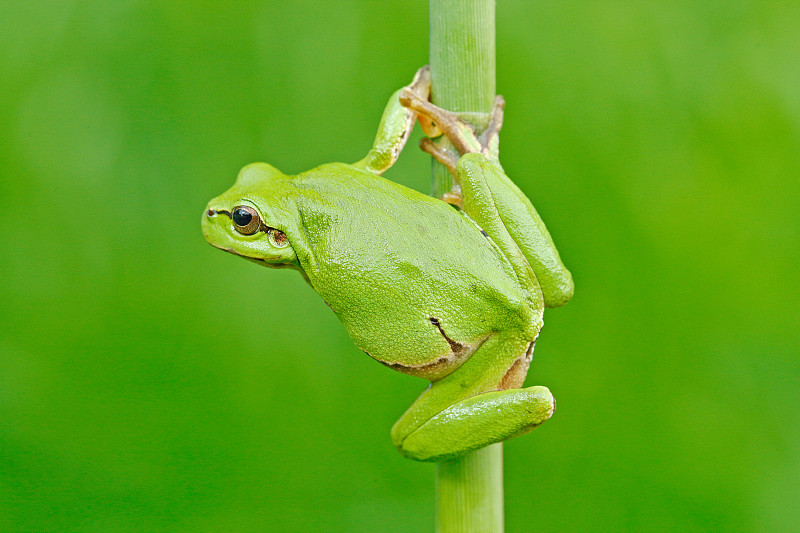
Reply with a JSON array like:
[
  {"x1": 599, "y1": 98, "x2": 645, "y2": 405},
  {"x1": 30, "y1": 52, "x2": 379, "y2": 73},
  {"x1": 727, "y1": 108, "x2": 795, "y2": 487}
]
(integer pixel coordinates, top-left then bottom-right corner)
[
  {"x1": 204, "y1": 238, "x2": 271, "y2": 267},
  {"x1": 205, "y1": 240, "x2": 239, "y2": 255}
]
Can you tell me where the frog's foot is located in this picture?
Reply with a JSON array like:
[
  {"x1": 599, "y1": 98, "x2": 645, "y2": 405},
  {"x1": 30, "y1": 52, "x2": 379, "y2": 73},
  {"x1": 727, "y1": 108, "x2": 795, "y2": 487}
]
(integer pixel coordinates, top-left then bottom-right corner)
[
  {"x1": 398, "y1": 88, "x2": 505, "y2": 170},
  {"x1": 419, "y1": 137, "x2": 460, "y2": 175},
  {"x1": 395, "y1": 386, "x2": 555, "y2": 462}
]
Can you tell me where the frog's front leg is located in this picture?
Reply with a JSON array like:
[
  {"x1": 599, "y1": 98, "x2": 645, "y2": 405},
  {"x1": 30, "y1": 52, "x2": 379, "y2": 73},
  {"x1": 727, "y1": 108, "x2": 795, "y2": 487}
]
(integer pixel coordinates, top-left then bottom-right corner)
[
  {"x1": 353, "y1": 66, "x2": 435, "y2": 175},
  {"x1": 391, "y1": 330, "x2": 555, "y2": 462}
]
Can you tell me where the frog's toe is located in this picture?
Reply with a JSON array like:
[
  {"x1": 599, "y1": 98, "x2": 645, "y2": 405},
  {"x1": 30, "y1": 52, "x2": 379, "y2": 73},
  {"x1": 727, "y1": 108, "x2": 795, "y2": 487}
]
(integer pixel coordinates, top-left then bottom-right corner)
[
  {"x1": 477, "y1": 95, "x2": 505, "y2": 161},
  {"x1": 419, "y1": 137, "x2": 460, "y2": 175}
]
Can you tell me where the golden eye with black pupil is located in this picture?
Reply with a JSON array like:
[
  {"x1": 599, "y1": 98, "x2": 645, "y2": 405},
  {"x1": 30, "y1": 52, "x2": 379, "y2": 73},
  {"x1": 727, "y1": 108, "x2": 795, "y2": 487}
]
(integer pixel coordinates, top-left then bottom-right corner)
[
  {"x1": 269, "y1": 228, "x2": 289, "y2": 248},
  {"x1": 231, "y1": 206, "x2": 260, "y2": 235}
]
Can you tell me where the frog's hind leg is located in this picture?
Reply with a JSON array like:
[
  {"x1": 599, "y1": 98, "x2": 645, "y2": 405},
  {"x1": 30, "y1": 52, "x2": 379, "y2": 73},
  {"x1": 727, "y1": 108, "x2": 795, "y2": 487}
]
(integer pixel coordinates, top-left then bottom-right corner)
[
  {"x1": 458, "y1": 153, "x2": 575, "y2": 307},
  {"x1": 402, "y1": 89, "x2": 574, "y2": 307},
  {"x1": 400, "y1": 385, "x2": 555, "y2": 462},
  {"x1": 353, "y1": 66, "x2": 431, "y2": 175},
  {"x1": 390, "y1": 330, "x2": 555, "y2": 462}
]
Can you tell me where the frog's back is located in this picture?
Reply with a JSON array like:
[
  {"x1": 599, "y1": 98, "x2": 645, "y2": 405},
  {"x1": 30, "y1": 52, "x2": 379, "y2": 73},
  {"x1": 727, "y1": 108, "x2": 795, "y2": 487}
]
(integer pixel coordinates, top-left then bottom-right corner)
[{"x1": 285, "y1": 163, "x2": 537, "y2": 376}]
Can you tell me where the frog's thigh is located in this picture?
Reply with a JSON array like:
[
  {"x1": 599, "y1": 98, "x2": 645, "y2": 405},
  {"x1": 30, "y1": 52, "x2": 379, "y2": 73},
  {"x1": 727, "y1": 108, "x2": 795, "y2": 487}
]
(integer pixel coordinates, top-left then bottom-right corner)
[
  {"x1": 458, "y1": 153, "x2": 575, "y2": 307},
  {"x1": 390, "y1": 330, "x2": 535, "y2": 456},
  {"x1": 401, "y1": 386, "x2": 555, "y2": 462}
]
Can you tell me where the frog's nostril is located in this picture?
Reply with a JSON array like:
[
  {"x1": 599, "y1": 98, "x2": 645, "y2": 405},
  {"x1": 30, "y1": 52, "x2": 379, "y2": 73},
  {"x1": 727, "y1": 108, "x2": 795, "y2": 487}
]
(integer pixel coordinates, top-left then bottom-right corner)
[{"x1": 207, "y1": 209, "x2": 217, "y2": 217}]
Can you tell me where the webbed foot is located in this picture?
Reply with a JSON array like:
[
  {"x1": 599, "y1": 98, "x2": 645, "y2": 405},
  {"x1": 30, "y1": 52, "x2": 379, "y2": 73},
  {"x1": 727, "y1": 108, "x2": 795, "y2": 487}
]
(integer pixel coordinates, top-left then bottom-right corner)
[{"x1": 398, "y1": 88, "x2": 505, "y2": 172}]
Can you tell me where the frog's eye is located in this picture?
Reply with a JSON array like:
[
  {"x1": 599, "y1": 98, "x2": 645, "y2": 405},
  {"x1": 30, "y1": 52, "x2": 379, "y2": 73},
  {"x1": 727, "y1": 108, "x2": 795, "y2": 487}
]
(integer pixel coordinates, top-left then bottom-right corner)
[
  {"x1": 269, "y1": 228, "x2": 289, "y2": 248},
  {"x1": 231, "y1": 205, "x2": 261, "y2": 235}
]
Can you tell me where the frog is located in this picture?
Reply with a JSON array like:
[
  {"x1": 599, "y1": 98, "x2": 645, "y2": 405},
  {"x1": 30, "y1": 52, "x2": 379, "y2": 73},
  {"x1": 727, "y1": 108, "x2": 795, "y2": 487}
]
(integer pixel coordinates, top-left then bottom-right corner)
[{"x1": 201, "y1": 67, "x2": 574, "y2": 462}]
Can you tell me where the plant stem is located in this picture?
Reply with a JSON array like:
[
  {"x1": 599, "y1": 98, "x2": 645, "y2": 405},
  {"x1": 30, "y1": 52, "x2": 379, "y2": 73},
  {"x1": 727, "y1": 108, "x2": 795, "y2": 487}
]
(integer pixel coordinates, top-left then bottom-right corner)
[
  {"x1": 429, "y1": 1, "x2": 503, "y2": 532},
  {"x1": 436, "y1": 444, "x2": 504, "y2": 533},
  {"x1": 429, "y1": 0, "x2": 496, "y2": 198}
]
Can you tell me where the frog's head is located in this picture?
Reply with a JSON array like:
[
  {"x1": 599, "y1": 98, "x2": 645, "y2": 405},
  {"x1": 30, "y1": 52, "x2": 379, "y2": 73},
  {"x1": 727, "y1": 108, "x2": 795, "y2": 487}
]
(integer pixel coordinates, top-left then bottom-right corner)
[{"x1": 202, "y1": 162, "x2": 298, "y2": 268}]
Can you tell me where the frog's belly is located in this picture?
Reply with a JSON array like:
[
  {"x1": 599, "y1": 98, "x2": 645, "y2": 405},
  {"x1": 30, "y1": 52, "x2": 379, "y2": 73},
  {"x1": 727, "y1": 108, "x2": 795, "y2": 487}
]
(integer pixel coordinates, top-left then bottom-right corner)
[
  {"x1": 331, "y1": 297, "x2": 488, "y2": 381},
  {"x1": 308, "y1": 247, "x2": 534, "y2": 381}
]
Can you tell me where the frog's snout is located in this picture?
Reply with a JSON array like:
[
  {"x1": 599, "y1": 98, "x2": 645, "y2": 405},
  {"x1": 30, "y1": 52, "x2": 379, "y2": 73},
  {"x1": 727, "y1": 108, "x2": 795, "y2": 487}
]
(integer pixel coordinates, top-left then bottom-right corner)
[{"x1": 201, "y1": 205, "x2": 226, "y2": 241}]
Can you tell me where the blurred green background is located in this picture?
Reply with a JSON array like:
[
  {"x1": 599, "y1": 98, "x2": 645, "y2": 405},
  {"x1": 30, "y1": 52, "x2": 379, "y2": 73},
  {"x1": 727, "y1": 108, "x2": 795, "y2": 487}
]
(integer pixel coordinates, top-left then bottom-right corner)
[{"x1": 1, "y1": 1, "x2": 798, "y2": 531}]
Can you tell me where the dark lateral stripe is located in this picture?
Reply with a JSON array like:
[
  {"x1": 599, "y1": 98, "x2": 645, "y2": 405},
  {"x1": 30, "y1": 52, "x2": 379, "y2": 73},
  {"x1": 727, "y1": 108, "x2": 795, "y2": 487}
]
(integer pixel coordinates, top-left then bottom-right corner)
[
  {"x1": 208, "y1": 209, "x2": 232, "y2": 218},
  {"x1": 429, "y1": 317, "x2": 465, "y2": 355}
]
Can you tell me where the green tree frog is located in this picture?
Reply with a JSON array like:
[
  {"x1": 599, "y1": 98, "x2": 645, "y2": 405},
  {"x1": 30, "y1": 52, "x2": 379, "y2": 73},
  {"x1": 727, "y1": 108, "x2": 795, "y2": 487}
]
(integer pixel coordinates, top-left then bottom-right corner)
[{"x1": 202, "y1": 67, "x2": 573, "y2": 462}]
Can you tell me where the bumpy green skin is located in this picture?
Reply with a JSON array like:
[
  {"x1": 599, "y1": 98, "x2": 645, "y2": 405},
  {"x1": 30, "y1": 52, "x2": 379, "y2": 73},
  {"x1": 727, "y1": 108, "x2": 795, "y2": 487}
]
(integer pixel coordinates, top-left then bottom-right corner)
[{"x1": 202, "y1": 69, "x2": 573, "y2": 462}]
